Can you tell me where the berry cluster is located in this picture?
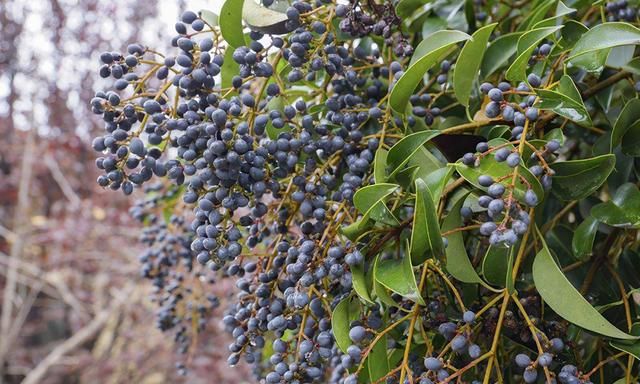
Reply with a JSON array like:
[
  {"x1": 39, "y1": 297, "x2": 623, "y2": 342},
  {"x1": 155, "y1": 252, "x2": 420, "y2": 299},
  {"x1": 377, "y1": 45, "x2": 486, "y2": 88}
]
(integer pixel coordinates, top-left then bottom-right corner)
[
  {"x1": 89, "y1": 0, "x2": 639, "y2": 382},
  {"x1": 605, "y1": 0, "x2": 637, "y2": 21}
]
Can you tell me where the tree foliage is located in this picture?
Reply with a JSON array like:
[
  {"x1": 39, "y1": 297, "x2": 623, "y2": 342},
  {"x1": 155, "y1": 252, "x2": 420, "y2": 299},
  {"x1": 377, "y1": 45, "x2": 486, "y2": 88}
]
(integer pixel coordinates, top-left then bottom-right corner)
[{"x1": 90, "y1": 0, "x2": 640, "y2": 382}]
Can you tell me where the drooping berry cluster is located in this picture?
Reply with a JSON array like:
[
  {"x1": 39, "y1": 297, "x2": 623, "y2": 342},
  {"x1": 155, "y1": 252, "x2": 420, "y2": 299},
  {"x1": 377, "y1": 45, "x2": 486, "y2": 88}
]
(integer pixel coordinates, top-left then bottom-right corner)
[{"x1": 89, "y1": 1, "x2": 639, "y2": 382}]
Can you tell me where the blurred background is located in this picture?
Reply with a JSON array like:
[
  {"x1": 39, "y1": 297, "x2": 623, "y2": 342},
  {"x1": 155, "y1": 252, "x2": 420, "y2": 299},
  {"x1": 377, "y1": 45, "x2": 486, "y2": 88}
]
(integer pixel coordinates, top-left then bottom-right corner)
[{"x1": 0, "y1": 1, "x2": 253, "y2": 383}]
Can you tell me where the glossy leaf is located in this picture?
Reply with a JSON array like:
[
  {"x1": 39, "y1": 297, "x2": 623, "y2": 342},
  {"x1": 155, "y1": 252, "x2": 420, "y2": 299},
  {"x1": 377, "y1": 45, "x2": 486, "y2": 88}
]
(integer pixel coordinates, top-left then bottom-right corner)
[
  {"x1": 455, "y1": 157, "x2": 544, "y2": 205},
  {"x1": 352, "y1": 264, "x2": 374, "y2": 304},
  {"x1": 387, "y1": 130, "x2": 441, "y2": 178},
  {"x1": 332, "y1": 296, "x2": 362, "y2": 353},
  {"x1": 219, "y1": 0, "x2": 246, "y2": 48},
  {"x1": 443, "y1": 194, "x2": 496, "y2": 290},
  {"x1": 353, "y1": 183, "x2": 399, "y2": 225},
  {"x1": 198, "y1": 9, "x2": 219, "y2": 27},
  {"x1": 373, "y1": 255, "x2": 399, "y2": 307},
  {"x1": 390, "y1": 30, "x2": 470, "y2": 112},
  {"x1": 422, "y1": 165, "x2": 455, "y2": 203},
  {"x1": 532, "y1": 1, "x2": 576, "y2": 29},
  {"x1": 611, "y1": 323, "x2": 640, "y2": 360},
  {"x1": 367, "y1": 333, "x2": 390, "y2": 381},
  {"x1": 453, "y1": 23, "x2": 497, "y2": 107},
  {"x1": 221, "y1": 47, "x2": 240, "y2": 94},
  {"x1": 410, "y1": 179, "x2": 444, "y2": 265},
  {"x1": 572, "y1": 216, "x2": 598, "y2": 261},
  {"x1": 537, "y1": 75, "x2": 592, "y2": 127},
  {"x1": 621, "y1": 120, "x2": 640, "y2": 156},
  {"x1": 610, "y1": 98, "x2": 640, "y2": 152},
  {"x1": 569, "y1": 22, "x2": 640, "y2": 63},
  {"x1": 480, "y1": 32, "x2": 522, "y2": 78},
  {"x1": 561, "y1": 20, "x2": 588, "y2": 49},
  {"x1": 591, "y1": 183, "x2": 640, "y2": 228},
  {"x1": 506, "y1": 26, "x2": 562, "y2": 82},
  {"x1": 519, "y1": 0, "x2": 556, "y2": 31},
  {"x1": 396, "y1": 0, "x2": 429, "y2": 19},
  {"x1": 242, "y1": 0, "x2": 289, "y2": 34},
  {"x1": 375, "y1": 249, "x2": 425, "y2": 305},
  {"x1": 549, "y1": 154, "x2": 616, "y2": 201},
  {"x1": 482, "y1": 244, "x2": 516, "y2": 290},
  {"x1": 533, "y1": 231, "x2": 638, "y2": 340},
  {"x1": 374, "y1": 149, "x2": 388, "y2": 183}
]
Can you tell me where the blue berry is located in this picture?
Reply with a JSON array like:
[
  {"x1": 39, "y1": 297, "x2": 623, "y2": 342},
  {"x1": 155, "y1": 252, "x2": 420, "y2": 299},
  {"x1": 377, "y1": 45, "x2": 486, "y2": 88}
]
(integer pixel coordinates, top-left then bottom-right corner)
[
  {"x1": 538, "y1": 352, "x2": 553, "y2": 367},
  {"x1": 494, "y1": 148, "x2": 511, "y2": 162},
  {"x1": 488, "y1": 183, "x2": 505, "y2": 197},
  {"x1": 424, "y1": 357, "x2": 442, "y2": 370},
  {"x1": 515, "y1": 353, "x2": 531, "y2": 368},
  {"x1": 476, "y1": 142, "x2": 489, "y2": 153},
  {"x1": 506, "y1": 152, "x2": 520, "y2": 168},
  {"x1": 349, "y1": 326, "x2": 366, "y2": 343},
  {"x1": 478, "y1": 175, "x2": 494, "y2": 187},
  {"x1": 463, "y1": 310, "x2": 476, "y2": 323},
  {"x1": 527, "y1": 73, "x2": 542, "y2": 88},
  {"x1": 525, "y1": 107, "x2": 539, "y2": 121},
  {"x1": 451, "y1": 335, "x2": 467, "y2": 352},
  {"x1": 468, "y1": 344, "x2": 481, "y2": 359},
  {"x1": 524, "y1": 189, "x2": 538, "y2": 206},
  {"x1": 488, "y1": 88, "x2": 503, "y2": 102},
  {"x1": 523, "y1": 367, "x2": 538, "y2": 383}
]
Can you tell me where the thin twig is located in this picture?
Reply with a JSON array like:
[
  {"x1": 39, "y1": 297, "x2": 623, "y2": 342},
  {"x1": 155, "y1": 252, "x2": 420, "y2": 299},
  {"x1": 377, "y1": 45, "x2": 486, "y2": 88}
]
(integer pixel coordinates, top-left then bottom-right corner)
[{"x1": 0, "y1": 129, "x2": 35, "y2": 378}]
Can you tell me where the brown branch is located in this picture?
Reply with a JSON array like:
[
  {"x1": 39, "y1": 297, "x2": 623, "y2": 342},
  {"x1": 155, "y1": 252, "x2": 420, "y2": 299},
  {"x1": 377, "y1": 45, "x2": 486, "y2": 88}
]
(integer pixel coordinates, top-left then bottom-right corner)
[
  {"x1": 0, "y1": 129, "x2": 36, "y2": 376},
  {"x1": 20, "y1": 286, "x2": 132, "y2": 384}
]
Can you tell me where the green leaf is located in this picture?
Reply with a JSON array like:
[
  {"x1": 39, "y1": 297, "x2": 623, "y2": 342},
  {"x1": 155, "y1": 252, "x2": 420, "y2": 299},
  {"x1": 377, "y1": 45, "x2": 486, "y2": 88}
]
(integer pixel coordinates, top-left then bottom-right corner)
[
  {"x1": 622, "y1": 56, "x2": 640, "y2": 75},
  {"x1": 519, "y1": 0, "x2": 556, "y2": 31},
  {"x1": 455, "y1": 156, "x2": 545, "y2": 206},
  {"x1": 422, "y1": 165, "x2": 455, "y2": 203},
  {"x1": 533, "y1": 230, "x2": 639, "y2": 340},
  {"x1": 606, "y1": 45, "x2": 635, "y2": 68},
  {"x1": 572, "y1": 216, "x2": 599, "y2": 261},
  {"x1": 343, "y1": 184, "x2": 399, "y2": 240},
  {"x1": 396, "y1": 0, "x2": 429, "y2": 19},
  {"x1": 373, "y1": 255, "x2": 399, "y2": 307},
  {"x1": 366, "y1": 333, "x2": 390, "y2": 381},
  {"x1": 569, "y1": 22, "x2": 640, "y2": 63},
  {"x1": 611, "y1": 323, "x2": 640, "y2": 360},
  {"x1": 374, "y1": 149, "x2": 388, "y2": 183},
  {"x1": 443, "y1": 194, "x2": 496, "y2": 290},
  {"x1": 537, "y1": 75, "x2": 592, "y2": 127},
  {"x1": 621, "y1": 120, "x2": 640, "y2": 156},
  {"x1": 453, "y1": 23, "x2": 497, "y2": 107},
  {"x1": 221, "y1": 47, "x2": 240, "y2": 94},
  {"x1": 353, "y1": 183, "x2": 399, "y2": 222},
  {"x1": 352, "y1": 264, "x2": 374, "y2": 304},
  {"x1": 591, "y1": 183, "x2": 640, "y2": 228},
  {"x1": 610, "y1": 98, "x2": 640, "y2": 152},
  {"x1": 482, "y1": 243, "x2": 516, "y2": 290},
  {"x1": 560, "y1": 20, "x2": 588, "y2": 49},
  {"x1": 219, "y1": 0, "x2": 246, "y2": 48},
  {"x1": 531, "y1": 1, "x2": 576, "y2": 29},
  {"x1": 390, "y1": 30, "x2": 470, "y2": 112},
  {"x1": 387, "y1": 130, "x2": 441, "y2": 178},
  {"x1": 332, "y1": 297, "x2": 362, "y2": 353},
  {"x1": 505, "y1": 26, "x2": 562, "y2": 82},
  {"x1": 549, "y1": 154, "x2": 616, "y2": 201},
  {"x1": 242, "y1": 0, "x2": 289, "y2": 34},
  {"x1": 421, "y1": 16, "x2": 448, "y2": 39},
  {"x1": 408, "y1": 146, "x2": 445, "y2": 181},
  {"x1": 198, "y1": 9, "x2": 219, "y2": 27},
  {"x1": 375, "y1": 248, "x2": 425, "y2": 305},
  {"x1": 480, "y1": 32, "x2": 522, "y2": 78},
  {"x1": 410, "y1": 179, "x2": 444, "y2": 265}
]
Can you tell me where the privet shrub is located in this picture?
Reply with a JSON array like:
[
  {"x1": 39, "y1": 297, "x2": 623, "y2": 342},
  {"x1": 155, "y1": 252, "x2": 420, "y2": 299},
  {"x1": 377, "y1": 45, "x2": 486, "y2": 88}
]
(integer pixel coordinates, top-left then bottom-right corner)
[{"x1": 90, "y1": 0, "x2": 640, "y2": 382}]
